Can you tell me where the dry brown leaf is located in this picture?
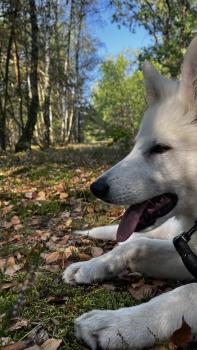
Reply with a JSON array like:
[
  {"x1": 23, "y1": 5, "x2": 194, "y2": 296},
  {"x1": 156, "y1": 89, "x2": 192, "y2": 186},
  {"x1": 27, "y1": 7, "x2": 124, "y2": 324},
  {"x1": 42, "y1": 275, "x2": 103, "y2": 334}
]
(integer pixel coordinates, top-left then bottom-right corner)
[
  {"x1": 42, "y1": 252, "x2": 61, "y2": 264},
  {"x1": 9, "y1": 234, "x2": 21, "y2": 242},
  {"x1": 5, "y1": 256, "x2": 21, "y2": 275},
  {"x1": 2, "y1": 221, "x2": 12, "y2": 229},
  {"x1": 170, "y1": 318, "x2": 192, "y2": 346},
  {"x1": 2, "y1": 340, "x2": 32, "y2": 350},
  {"x1": 0, "y1": 258, "x2": 6, "y2": 272},
  {"x1": 64, "y1": 246, "x2": 78, "y2": 259},
  {"x1": 57, "y1": 235, "x2": 70, "y2": 246},
  {"x1": 36, "y1": 191, "x2": 46, "y2": 201},
  {"x1": 40, "y1": 338, "x2": 62, "y2": 350},
  {"x1": 131, "y1": 278, "x2": 144, "y2": 289},
  {"x1": 78, "y1": 252, "x2": 91, "y2": 261},
  {"x1": 2, "y1": 205, "x2": 14, "y2": 216},
  {"x1": 39, "y1": 264, "x2": 60, "y2": 272},
  {"x1": 55, "y1": 182, "x2": 65, "y2": 192},
  {"x1": 1, "y1": 281, "x2": 16, "y2": 290},
  {"x1": 86, "y1": 206, "x2": 94, "y2": 214},
  {"x1": 25, "y1": 192, "x2": 37, "y2": 199},
  {"x1": 59, "y1": 192, "x2": 69, "y2": 200},
  {"x1": 24, "y1": 346, "x2": 40, "y2": 350},
  {"x1": 11, "y1": 215, "x2": 21, "y2": 226},
  {"x1": 47, "y1": 296, "x2": 67, "y2": 304},
  {"x1": 91, "y1": 247, "x2": 103, "y2": 257},
  {"x1": 14, "y1": 224, "x2": 23, "y2": 231},
  {"x1": 9, "y1": 319, "x2": 28, "y2": 331},
  {"x1": 128, "y1": 283, "x2": 155, "y2": 300}
]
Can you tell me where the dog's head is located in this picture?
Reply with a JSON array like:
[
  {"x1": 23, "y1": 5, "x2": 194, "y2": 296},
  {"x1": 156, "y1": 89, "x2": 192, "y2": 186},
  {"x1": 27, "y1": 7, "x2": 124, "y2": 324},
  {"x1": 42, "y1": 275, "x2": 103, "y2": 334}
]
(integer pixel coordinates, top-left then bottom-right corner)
[{"x1": 91, "y1": 37, "x2": 197, "y2": 241}]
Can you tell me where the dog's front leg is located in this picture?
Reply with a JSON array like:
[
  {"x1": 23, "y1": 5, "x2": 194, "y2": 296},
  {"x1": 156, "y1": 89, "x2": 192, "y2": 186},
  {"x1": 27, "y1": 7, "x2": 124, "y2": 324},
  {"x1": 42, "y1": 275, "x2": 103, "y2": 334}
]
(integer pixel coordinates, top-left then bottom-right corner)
[
  {"x1": 75, "y1": 283, "x2": 197, "y2": 349},
  {"x1": 63, "y1": 237, "x2": 192, "y2": 284}
]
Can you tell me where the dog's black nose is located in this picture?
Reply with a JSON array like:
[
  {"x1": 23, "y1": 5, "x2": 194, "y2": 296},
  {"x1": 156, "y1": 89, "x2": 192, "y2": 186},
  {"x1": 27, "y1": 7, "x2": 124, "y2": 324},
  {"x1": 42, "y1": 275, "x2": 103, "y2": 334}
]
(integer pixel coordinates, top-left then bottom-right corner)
[{"x1": 90, "y1": 179, "x2": 109, "y2": 199}]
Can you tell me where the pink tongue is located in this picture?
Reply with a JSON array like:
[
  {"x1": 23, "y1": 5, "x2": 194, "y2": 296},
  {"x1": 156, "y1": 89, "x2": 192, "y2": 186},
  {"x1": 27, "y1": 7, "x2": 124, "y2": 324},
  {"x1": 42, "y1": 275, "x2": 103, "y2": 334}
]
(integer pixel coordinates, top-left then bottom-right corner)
[{"x1": 117, "y1": 203, "x2": 146, "y2": 242}]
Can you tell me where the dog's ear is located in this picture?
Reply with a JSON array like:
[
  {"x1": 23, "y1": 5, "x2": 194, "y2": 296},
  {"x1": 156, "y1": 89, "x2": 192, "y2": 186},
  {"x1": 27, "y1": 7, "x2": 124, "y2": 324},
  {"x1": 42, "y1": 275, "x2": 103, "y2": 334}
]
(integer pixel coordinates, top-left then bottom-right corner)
[
  {"x1": 142, "y1": 62, "x2": 173, "y2": 105},
  {"x1": 180, "y1": 36, "x2": 197, "y2": 110}
]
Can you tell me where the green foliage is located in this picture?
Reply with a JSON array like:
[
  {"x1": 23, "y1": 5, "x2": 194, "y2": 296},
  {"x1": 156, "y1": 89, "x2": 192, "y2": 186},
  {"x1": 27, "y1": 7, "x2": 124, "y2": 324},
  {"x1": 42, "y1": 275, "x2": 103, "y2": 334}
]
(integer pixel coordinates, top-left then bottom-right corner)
[
  {"x1": 110, "y1": 0, "x2": 197, "y2": 77},
  {"x1": 87, "y1": 53, "x2": 146, "y2": 143}
]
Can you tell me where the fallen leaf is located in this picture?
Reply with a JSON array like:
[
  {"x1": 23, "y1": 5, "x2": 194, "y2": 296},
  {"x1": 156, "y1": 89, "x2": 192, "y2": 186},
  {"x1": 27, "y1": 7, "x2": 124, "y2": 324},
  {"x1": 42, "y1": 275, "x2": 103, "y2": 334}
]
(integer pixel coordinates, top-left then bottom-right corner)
[
  {"x1": 91, "y1": 247, "x2": 103, "y2": 257},
  {"x1": 41, "y1": 338, "x2": 62, "y2": 350},
  {"x1": 2, "y1": 221, "x2": 12, "y2": 229},
  {"x1": 14, "y1": 224, "x2": 23, "y2": 231},
  {"x1": 1, "y1": 281, "x2": 16, "y2": 290},
  {"x1": 47, "y1": 296, "x2": 67, "y2": 304},
  {"x1": 36, "y1": 191, "x2": 46, "y2": 201},
  {"x1": 25, "y1": 192, "x2": 36, "y2": 199},
  {"x1": 102, "y1": 283, "x2": 116, "y2": 291},
  {"x1": 5, "y1": 256, "x2": 21, "y2": 275},
  {"x1": 42, "y1": 252, "x2": 61, "y2": 264},
  {"x1": 9, "y1": 319, "x2": 28, "y2": 331},
  {"x1": 11, "y1": 215, "x2": 21, "y2": 226},
  {"x1": 2, "y1": 340, "x2": 32, "y2": 350},
  {"x1": 9, "y1": 234, "x2": 21, "y2": 242},
  {"x1": 2, "y1": 205, "x2": 14, "y2": 216},
  {"x1": 59, "y1": 192, "x2": 68, "y2": 200},
  {"x1": 128, "y1": 282, "x2": 155, "y2": 300},
  {"x1": 64, "y1": 246, "x2": 78, "y2": 259},
  {"x1": 78, "y1": 252, "x2": 91, "y2": 261},
  {"x1": 0, "y1": 258, "x2": 6, "y2": 272},
  {"x1": 170, "y1": 318, "x2": 192, "y2": 346},
  {"x1": 39, "y1": 265, "x2": 60, "y2": 272},
  {"x1": 86, "y1": 206, "x2": 94, "y2": 214}
]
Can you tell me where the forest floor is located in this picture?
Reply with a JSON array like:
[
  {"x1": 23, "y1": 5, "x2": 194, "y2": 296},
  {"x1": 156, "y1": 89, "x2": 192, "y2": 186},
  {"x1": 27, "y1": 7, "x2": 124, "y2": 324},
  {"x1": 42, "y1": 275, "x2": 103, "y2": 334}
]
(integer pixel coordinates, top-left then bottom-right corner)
[{"x1": 0, "y1": 145, "x2": 194, "y2": 350}]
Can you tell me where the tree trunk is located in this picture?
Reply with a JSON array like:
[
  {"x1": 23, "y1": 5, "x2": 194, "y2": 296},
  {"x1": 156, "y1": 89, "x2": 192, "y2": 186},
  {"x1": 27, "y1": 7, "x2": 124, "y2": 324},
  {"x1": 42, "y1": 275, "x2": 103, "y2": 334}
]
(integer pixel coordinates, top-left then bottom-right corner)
[
  {"x1": 1, "y1": 25, "x2": 13, "y2": 150},
  {"x1": 73, "y1": 1, "x2": 83, "y2": 143},
  {"x1": 13, "y1": 37, "x2": 24, "y2": 132},
  {"x1": 15, "y1": 0, "x2": 39, "y2": 152},
  {"x1": 43, "y1": 0, "x2": 52, "y2": 148},
  {"x1": 62, "y1": 0, "x2": 74, "y2": 144}
]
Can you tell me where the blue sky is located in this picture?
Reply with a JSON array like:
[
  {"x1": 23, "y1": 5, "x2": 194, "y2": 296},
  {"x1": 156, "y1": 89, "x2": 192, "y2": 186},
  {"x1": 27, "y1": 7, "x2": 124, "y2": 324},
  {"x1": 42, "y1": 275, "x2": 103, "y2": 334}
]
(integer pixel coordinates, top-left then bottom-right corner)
[
  {"x1": 93, "y1": 9, "x2": 151, "y2": 58},
  {"x1": 86, "y1": 10, "x2": 151, "y2": 94},
  {"x1": 96, "y1": 22, "x2": 150, "y2": 58}
]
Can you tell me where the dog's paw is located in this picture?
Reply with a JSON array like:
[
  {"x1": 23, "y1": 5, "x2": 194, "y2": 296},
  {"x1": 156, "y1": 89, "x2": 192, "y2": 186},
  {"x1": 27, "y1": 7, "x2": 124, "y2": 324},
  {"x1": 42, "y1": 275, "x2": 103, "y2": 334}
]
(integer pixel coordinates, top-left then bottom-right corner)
[
  {"x1": 62, "y1": 259, "x2": 108, "y2": 285},
  {"x1": 75, "y1": 309, "x2": 154, "y2": 349}
]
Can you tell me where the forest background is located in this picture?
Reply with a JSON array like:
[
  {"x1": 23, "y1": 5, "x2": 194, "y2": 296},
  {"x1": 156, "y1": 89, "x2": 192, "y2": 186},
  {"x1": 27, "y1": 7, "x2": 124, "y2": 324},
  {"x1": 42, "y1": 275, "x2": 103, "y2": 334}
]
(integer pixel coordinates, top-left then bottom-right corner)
[{"x1": 1, "y1": 0, "x2": 197, "y2": 152}]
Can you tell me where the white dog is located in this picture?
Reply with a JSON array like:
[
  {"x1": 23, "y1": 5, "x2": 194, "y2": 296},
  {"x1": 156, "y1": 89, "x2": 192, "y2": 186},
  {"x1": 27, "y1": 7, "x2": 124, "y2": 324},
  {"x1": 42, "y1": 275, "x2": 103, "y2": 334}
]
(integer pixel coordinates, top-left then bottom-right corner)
[{"x1": 63, "y1": 37, "x2": 197, "y2": 349}]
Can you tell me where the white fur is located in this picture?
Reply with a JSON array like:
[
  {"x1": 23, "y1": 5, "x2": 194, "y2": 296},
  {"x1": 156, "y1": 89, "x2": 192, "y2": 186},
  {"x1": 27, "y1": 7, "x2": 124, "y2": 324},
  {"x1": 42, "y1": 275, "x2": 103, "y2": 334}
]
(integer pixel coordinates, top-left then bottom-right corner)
[{"x1": 63, "y1": 37, "x2": 197, "y2": 349}]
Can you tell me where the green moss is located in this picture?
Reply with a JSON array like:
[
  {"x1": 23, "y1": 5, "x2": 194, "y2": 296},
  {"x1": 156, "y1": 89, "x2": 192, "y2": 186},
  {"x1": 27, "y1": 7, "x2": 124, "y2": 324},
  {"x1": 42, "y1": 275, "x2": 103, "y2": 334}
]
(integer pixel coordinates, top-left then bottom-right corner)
[{"x1": 0, "y1": 273, "x2": 136, "y2": 349}]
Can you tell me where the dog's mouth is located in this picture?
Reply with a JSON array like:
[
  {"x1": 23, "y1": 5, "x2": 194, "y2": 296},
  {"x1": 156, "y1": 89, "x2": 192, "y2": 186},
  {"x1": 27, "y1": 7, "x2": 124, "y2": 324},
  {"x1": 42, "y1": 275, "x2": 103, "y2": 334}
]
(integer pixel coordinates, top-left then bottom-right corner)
[{"x1": 117, "y1": 193, "x2": 178, "y2": 242}]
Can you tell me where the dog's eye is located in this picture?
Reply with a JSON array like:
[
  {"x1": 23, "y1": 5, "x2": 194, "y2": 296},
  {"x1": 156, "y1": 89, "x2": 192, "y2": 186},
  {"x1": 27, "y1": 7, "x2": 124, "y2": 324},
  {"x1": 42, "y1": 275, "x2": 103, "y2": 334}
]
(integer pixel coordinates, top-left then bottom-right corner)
[{"x1": 148, "y1": 143, "x2": 172, "y2": 155}]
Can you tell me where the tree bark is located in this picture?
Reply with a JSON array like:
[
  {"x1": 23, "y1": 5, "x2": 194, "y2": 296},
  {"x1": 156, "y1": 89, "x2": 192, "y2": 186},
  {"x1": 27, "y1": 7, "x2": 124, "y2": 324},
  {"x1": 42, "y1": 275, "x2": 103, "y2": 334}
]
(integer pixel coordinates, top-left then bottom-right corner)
[
  {"x1": 43, "y1": 0, "x2": 52, "y2": 148},
  {"x1": 1, "y1": 24, "x2": 14, "y2": 150},
  {"x1": 15, "y1": 0, "x2": 39, "y2": 152},
  {"x1": 62, "y1": 0, "x2": 74, "y2": 144},
  {"x1": 13, "y1": 37, "x2": 24, "y2": 132}
]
